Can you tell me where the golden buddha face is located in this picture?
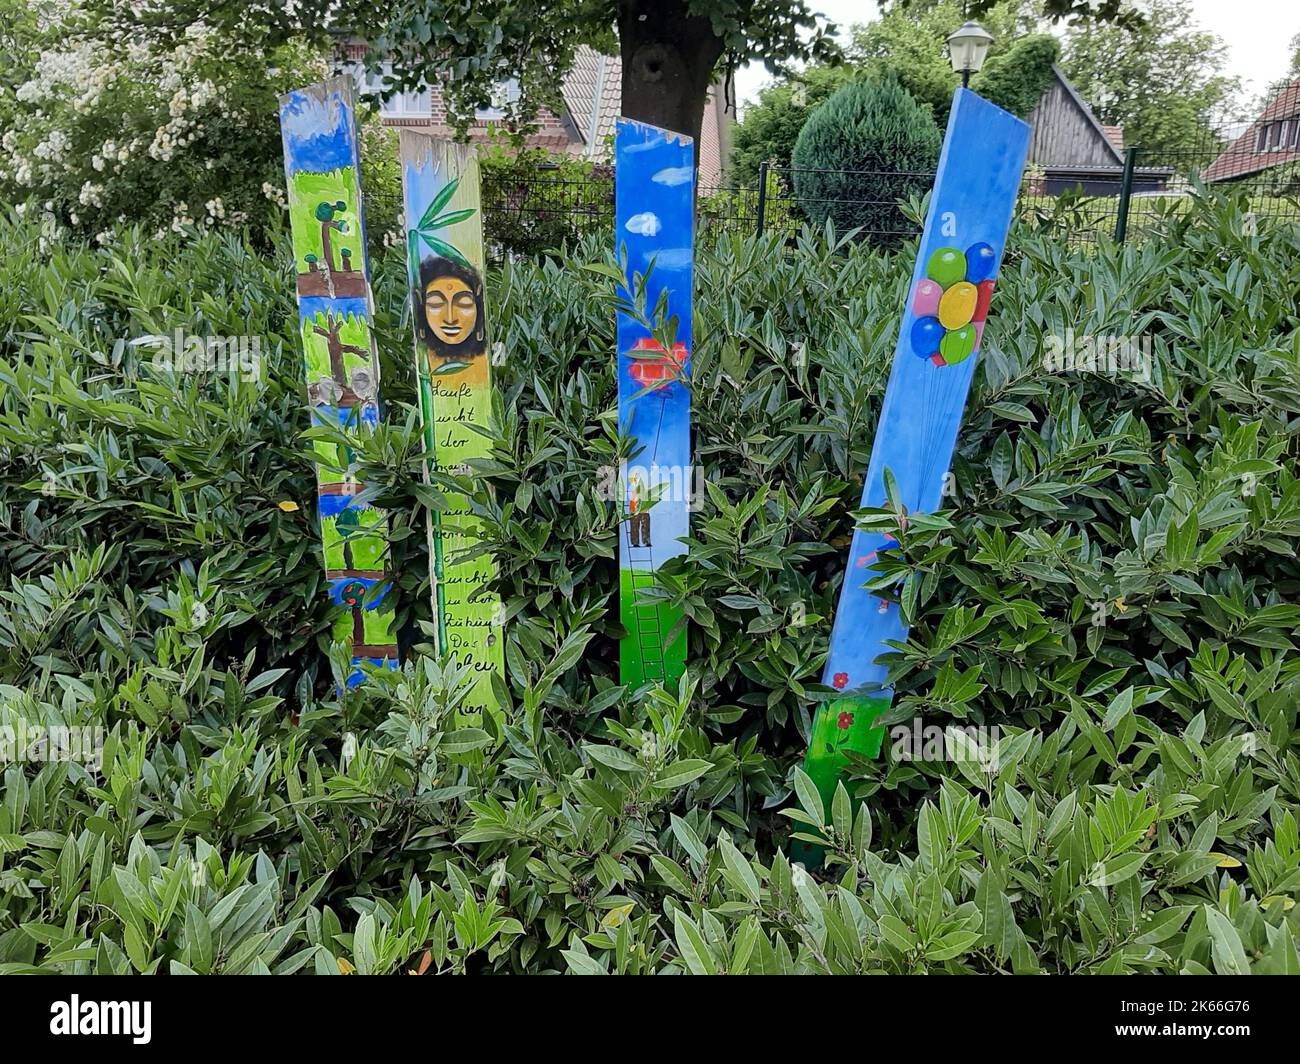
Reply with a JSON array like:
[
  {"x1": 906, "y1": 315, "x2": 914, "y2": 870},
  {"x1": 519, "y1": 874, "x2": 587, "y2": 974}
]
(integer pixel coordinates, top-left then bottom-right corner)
[{"x1": 423, "y1": 276, "x2": 478, "y2": 346}]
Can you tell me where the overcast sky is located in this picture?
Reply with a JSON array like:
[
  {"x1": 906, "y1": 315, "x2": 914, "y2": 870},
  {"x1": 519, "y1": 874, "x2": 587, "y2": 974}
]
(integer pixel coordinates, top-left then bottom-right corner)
[{"x1": 733, "y1": 0, "x2": 1298, "y2": 112}]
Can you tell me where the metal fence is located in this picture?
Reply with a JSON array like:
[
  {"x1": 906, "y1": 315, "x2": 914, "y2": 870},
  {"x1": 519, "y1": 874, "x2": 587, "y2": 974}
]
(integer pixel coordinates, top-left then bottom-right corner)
[{"x1": 481, "y1": 136, "x2": 1300, "y2": 258}]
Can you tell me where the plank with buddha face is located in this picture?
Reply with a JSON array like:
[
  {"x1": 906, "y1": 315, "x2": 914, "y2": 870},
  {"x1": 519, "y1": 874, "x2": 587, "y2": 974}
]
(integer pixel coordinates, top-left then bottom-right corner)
[{"x1": 399, "y1": 131, "x2": 504, "y2": 720}]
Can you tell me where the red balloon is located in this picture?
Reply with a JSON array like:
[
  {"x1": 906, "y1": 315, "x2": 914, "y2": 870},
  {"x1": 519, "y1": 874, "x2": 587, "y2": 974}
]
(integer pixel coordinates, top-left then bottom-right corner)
[{"x1": 971, "y1": 279, "x2": 995, "y2": 323}]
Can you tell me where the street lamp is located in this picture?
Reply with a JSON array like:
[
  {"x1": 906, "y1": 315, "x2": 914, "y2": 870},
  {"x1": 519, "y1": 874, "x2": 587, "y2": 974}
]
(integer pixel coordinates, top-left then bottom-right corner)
[{"x1": 946, "y1": 20, "x2": 994, "y2": 89}]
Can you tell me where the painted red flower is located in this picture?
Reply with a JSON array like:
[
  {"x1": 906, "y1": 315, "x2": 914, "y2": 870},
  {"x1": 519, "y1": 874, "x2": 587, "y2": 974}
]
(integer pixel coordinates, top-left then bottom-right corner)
[
  {"x1": 837, "y1": 711, "x2": 854, "y2": 730},
  {"x1": 832, "y1": 672, "x2": 848, "y2": 690}
]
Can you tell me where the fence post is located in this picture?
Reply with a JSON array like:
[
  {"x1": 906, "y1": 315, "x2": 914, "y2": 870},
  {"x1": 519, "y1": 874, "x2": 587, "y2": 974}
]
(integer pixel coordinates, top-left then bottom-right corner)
[
  {"x1": 755, "y1": 160, "x2": 769, "y2": 238},
  {"x1": 1114, "y1": 145, "x2": 1137, "y2": 242}
]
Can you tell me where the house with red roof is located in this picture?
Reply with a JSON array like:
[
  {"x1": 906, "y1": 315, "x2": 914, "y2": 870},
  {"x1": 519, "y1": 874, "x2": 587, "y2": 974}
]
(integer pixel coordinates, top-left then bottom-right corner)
[
  {"x1": 626, "y1": 338, "x2": 688, "y2": 389},
  {"x1": 1203, "y1": 78, "x2": 1300, "y2": 184},
  {"x1": 342, "y1": 43, "x2": 733, "y2": 188}
]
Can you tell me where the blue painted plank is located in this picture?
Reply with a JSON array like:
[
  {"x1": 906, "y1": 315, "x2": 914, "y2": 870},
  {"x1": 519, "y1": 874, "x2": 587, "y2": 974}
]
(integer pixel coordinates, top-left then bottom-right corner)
[
  {"x1": 614, "y1": 118, "x2": 694, "y2": 687},
  {"x1": 797, "y1": 88, "x2": 1030, "y2": 853}
]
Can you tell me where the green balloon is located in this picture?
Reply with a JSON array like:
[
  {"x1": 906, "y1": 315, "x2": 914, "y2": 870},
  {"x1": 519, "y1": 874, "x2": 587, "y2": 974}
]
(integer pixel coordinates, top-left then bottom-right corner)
[
  {"x1": 940, "y1": 323, "x2": 977, "y2": 365},
  {"x1": 926, "y1": 247, "x2": 967, "y2": 288}
]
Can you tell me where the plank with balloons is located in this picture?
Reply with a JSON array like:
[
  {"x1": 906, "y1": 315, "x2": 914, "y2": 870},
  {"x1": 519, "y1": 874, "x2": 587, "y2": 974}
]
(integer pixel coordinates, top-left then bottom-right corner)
[{"x1": 793, "y1": 88, "x2": 1030, "y2": 865}]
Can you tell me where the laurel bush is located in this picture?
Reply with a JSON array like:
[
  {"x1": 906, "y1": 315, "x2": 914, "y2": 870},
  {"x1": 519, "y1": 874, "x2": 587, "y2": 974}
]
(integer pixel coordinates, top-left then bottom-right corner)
[{"x1": 1, "y1": 186, "x2": 1299, "y2": 974}]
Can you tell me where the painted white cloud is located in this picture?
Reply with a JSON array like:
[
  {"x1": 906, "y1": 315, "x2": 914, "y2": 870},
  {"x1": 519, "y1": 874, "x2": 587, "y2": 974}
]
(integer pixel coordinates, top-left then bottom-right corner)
[
  {"x1": 624, "y1": 211, "x2": 661, "y2": 237},
  {"x1": 646, "y1": 247, "x2": 692, "y2": 270},
  {"x1": 651, "y1": 166, "x2": 692, "y2": 187}
]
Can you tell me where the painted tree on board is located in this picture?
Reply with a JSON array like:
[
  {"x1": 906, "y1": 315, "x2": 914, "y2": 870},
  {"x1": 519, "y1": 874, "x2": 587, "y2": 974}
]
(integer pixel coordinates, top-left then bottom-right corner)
[
  {"x1": 336, "y1": 506, "x2": 359, "y2": 569},
  {"x1": 339, "y1": 579, "x2": 368, "y2": 644},
  {"x1": 315, "y1": 201, "x2": 348, "y2": 272},
  {"x1": 311, "y1": 311, "x2": 367, "y2": 388}
]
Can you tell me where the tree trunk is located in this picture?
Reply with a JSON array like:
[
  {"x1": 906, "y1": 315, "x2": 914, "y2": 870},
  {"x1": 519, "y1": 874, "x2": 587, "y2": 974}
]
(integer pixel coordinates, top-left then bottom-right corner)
[
  {"x1": 327, "y1": 334, "x2": 345, "y2": 385},
  {"x1": 320, "y1": 221, "x2": 335, "y2": 272},
  {"x1": 617, "y1": 0, "x2": 725, "y2": 171}
]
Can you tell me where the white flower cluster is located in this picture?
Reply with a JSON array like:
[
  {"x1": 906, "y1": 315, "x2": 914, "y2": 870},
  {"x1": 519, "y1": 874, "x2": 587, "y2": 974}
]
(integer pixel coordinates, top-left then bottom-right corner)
[
  {"x1": 2, "y1": 3, "x2": 297, "y2": 238},
  {"x1": 261, "y1": 182, "x2": 287, "y2": 208},
  {"x1": 149, "y1": 77, "x2": 218, "y2": 163},
  {"x1": 170, "y1": 201, "x2": 196, "y2": 233},
  {"x1": 15, "y1": 45, "x2": 96, "y2": 104}
]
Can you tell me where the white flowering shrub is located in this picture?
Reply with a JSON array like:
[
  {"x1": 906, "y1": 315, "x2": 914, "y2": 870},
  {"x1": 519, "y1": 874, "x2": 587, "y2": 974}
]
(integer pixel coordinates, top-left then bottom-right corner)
[{"x1": 0, "y1": 3, "x2": 326, "y2": 240}]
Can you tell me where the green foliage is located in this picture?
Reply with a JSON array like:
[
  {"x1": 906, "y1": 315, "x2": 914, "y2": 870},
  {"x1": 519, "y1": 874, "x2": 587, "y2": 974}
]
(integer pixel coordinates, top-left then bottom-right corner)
[
  {"x1": 790, "y1": 78, "x2": 941, "y2": 243},
  {"x1": 911, "y1": 0, "x2": 1135, "y2": 22},
  {"x1": 356, "y1": 121, "x2": 405, "y2": 262},
  {"x1": 850, "y1": 0, "x2": 1043, "y2": 125},
  {"x1": 730, "y1": 66, "x2": 860, "y2": 186},
  {"x1": 973, "y1": 33, "x2": 1060, "y2": 119},
  {"x1": 0, "y1": 2, "x2": 325, "y2": 242},
  {"x1": 478, "y1": 144, "x2": 612, "y2": 259},
  {"x1": 90, "y1": 0, "x2": 843, "y2": 140},
  {"x1": 1061, "y1": 0, "x2": 1242, "y2": 154},
  {"x1": 2, "y1": 188, "x2": 1300, "y2": 973}
]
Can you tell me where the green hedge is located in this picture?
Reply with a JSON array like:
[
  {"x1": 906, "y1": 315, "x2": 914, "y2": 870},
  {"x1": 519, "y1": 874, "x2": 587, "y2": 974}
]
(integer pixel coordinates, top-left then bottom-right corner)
[
  {"x1": 1, "y1": 190, "x2": 1299, "y2": 973},
  {"x1": 791, "y1": 78, "x2": 941, "y2": 244}
]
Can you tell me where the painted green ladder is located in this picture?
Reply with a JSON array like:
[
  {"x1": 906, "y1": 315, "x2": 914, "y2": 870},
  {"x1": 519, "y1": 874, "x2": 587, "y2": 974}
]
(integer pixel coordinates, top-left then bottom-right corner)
[{"x1": 626, "y1": 541, "x2": 667, "y2": 682}]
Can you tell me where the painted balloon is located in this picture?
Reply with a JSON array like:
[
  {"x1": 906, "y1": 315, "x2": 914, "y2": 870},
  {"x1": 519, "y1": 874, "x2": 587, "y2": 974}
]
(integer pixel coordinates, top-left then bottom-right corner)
[
  {"x1": 911, "y1": 278, "x2": 942, "y2": 317},
  {"x1": 938, "y1": 281, "x2": 978, "y2": 329},
  {"x1": 973, "y1": 320, "x2": 985, "y2": 348},
  {"x1": 965, "y1": 242, "x2": 997, "y2": 283},
  {"x1": 972, "y1": 278, "x2": 995, "y2": 323},
  {"x1": 925, "y1": 247, "x2": 966, "y2": 288},
  {"x1": 911, "y1": 316, "x2": 944, "y2": 360},
  {"x1": 940, "y1": 323, "x2": 977, "y2": 365}
]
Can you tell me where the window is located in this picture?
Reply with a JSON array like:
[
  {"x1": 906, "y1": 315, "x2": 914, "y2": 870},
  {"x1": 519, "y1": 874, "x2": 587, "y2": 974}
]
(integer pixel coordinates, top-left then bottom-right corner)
[
  {"x1": 1256, "y1": 125, "x2": 1269, "y2": 151},
  {"x1": 349, "y1": 62, "x2": 432, "y2": 119},
  {"x1": 475, "y1": 79, "x2": 521, "y2": 120}
]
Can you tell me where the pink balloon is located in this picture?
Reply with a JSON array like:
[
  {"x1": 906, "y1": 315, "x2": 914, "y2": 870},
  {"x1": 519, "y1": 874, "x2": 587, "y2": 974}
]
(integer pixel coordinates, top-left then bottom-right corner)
[
  {"x1": 912, "y1": 279, "x2": 942, "y2": 318},
  {"x1": 973, "y1": 320, "x2": 986, "y2": 348}
]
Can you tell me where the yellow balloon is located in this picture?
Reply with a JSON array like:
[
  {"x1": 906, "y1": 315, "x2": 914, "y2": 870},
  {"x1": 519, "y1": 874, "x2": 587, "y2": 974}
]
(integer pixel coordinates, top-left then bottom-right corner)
[{"x1": 938, "y1": 281, "x2": 977, "y2": 330}]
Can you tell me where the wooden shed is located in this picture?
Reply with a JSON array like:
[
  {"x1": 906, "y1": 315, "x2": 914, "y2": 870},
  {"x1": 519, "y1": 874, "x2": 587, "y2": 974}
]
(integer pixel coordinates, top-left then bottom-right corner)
[{"x1": 1025, "y1": 65, "x2": 1169, "y2": 195}]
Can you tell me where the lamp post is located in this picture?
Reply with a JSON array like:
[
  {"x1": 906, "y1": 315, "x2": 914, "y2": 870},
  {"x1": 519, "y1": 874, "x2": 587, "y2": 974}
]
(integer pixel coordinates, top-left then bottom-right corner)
[{"x1": 946, "y1": 20, "x2": 994, "y2": 89}]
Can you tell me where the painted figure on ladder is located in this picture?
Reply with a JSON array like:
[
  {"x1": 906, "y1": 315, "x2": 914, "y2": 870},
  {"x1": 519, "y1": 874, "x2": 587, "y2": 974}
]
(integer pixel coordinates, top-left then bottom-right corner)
[{"x1": 626, "y1": 471, "x2": 652, "y2": 548}]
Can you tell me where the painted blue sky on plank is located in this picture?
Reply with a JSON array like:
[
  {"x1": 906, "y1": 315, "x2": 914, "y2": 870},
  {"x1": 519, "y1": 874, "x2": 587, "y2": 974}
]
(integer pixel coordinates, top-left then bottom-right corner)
[{"x1": 279, "y1": 84, "x2": 357, "y2": 174}]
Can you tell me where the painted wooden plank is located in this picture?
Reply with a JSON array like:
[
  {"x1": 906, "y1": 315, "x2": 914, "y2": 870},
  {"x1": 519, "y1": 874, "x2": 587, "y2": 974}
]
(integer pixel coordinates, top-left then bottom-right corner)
[
  {"x1": 796, "y1": 89, "x2": 1030, "y2": 860},
  {"x1": 614, "y1": 118, "x2": 694, "y2": 689},
  {"x1": 278, "y1": 76, "x2": 399, "y2": 687},
  {"x1": 399, "y1": 131, "x2": 503, "y2": 719}
]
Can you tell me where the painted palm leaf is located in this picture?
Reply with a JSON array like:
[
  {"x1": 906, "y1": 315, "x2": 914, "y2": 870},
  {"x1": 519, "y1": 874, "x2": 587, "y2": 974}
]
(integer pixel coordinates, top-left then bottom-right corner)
[{"x1": 417, "y1": 175, "x2": 460, "y2": 229}]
